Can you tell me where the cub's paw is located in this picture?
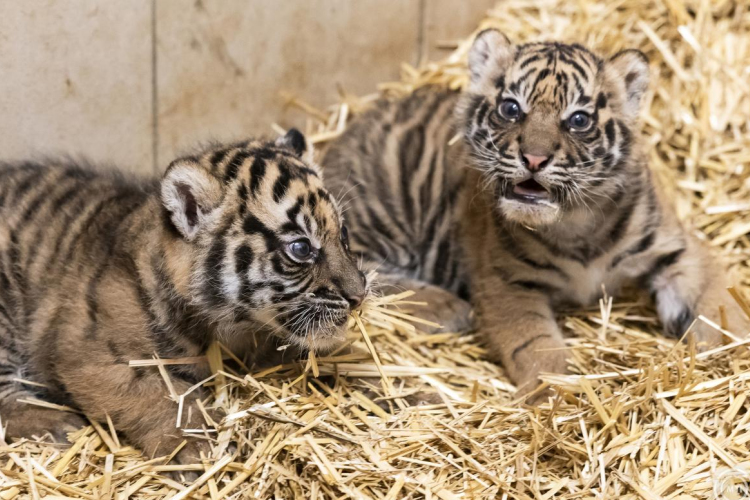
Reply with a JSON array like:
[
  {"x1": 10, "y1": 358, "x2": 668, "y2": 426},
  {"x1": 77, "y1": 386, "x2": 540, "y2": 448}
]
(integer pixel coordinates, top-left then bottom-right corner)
[
  {"x1": 689, "y1": 301, "x2": 750, "y2": 350},
  {"x1": 512, "y1": 349, "x2": 569, "y2": 406},
  {"x1": 6, "y1": 408, "x2": 87, "y2": 443},
  {"x1": 167, "y1": 438, "x2": 215, "y2": 483},
  {"x1": 688, "y1": 321, "x2": 725, "y2": 351},
  {"x1": 406, "y1": 286, "x2": 474, "y2": 333},
  {"x1": 339, "y1": 376, "x2": 443, "y2": 412}
]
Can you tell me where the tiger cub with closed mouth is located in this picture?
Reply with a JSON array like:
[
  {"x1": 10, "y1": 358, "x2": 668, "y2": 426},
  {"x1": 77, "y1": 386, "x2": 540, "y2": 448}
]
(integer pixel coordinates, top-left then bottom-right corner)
[
  {"x1": 322, "y1": 30, "x2": 749, "y2": 397},
  {"x1": 0, "y1": 129, "x2": 366, "y2": 466}
]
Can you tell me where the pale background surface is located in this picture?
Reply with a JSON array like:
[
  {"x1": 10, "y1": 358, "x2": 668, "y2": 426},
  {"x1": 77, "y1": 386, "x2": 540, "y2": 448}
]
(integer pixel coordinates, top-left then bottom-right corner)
[{"x1": 0, "y1": 0, "x2": 494, "y2": 174}]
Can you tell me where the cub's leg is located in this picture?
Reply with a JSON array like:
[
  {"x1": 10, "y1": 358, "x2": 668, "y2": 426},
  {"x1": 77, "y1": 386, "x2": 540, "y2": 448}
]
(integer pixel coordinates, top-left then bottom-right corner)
[
  {"x1": 0, "y1": 349, "x2": 86, "y2": 442},
  {"x1": 474, "y1": 283, "x2": 569, "y2": 398},
  {"x1": 62, "y1": 364, "x2": 215, "y2": 465},
  {"x1": 650, "y1": 241, "x2": 750, "y2": 346},
  {"x1": 375, "y1": 274, "x2": 473, "y2": 333}
]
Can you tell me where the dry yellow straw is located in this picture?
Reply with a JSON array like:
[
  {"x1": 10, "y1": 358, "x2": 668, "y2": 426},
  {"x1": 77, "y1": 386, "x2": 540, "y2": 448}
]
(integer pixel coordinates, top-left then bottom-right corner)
[{"x1": 4, "y1": 1, "x2": 750, "y2": 498}]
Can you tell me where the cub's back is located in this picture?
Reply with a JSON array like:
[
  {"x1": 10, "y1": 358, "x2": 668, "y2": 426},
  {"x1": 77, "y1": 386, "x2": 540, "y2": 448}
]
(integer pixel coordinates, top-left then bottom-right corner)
[
  {"x1": 322, "y1": 88, "x2": 469, "y2": 297},
  {"x1": 0, "y1": 161, "x2": 157, "y2": 306}
]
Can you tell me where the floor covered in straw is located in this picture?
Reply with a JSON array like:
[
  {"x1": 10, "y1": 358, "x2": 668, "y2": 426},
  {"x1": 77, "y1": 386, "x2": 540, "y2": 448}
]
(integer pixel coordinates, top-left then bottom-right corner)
[{"x1": 3, "y1": 1, "x2": 750, "y2": 498}]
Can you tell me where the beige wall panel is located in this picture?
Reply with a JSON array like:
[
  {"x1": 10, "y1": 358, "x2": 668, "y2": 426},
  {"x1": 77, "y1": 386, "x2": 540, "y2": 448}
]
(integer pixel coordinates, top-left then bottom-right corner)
[
  {"x1": 422, "y1": 0, "x2": 496, "y2": 62},
  {"x1": 156, "y1": 0, "x2": 420, "y2": 169},
  {"x1": 0, "y1": 1, "x2": 153, "y2": 174}
]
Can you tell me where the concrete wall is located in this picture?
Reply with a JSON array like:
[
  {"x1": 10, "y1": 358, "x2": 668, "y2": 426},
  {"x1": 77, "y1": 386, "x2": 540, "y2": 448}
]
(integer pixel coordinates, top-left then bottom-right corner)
[{"x1": 0, "y1": 0, "x2": 494, "y2": 174}]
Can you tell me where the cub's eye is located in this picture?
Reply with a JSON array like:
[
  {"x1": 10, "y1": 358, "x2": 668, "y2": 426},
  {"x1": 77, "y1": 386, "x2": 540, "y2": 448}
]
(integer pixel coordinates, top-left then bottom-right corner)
[
  {"x1": 289, "y1": 239, "x2": 313, "y2": 260},
  {"x1": 568, "y1": 111, "x2": 592, "y2": 131},
  {"x1": 341, "y1": 225, "x2": 350, "y2": 249},
  {"x1": 498, "y1": 99, "x2": 522, "y2": 121}
]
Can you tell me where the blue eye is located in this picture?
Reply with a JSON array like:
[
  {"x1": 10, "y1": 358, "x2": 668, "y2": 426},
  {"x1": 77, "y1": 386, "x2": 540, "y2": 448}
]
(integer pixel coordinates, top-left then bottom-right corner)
[
  {"x1": 289, "y1": 239, "x2": 313, "y2": 260},
  {"x1": 568, "y1": 111, "x2": 591, "y2": 131},
  {"x1": 498, "y1": 99, "x2": 522, "y2": 121}
]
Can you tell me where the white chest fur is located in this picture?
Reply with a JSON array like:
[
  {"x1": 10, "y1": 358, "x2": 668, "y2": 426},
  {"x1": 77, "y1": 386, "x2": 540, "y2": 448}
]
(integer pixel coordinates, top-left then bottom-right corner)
[{"x1": 554, "y1": 254, "x2": 643, "y2": 307}]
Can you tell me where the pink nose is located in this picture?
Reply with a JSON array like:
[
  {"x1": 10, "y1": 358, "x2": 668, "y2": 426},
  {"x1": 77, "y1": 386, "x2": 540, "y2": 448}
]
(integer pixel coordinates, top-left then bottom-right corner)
[{"x1": 522, "y1": 154, "x2": 550, "y2": 172}]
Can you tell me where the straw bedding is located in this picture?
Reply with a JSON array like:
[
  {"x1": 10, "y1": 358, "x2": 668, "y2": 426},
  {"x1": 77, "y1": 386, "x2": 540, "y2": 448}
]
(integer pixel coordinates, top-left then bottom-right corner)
[{"x1": 3, "y1": 0, "x2": 750, "y2": 498}]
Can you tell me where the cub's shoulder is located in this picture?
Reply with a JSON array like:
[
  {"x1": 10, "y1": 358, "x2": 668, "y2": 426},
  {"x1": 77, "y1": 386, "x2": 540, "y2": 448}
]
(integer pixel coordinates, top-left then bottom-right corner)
[{"x1": 356, "y1": 86, "x2": 459, "y2": 126}]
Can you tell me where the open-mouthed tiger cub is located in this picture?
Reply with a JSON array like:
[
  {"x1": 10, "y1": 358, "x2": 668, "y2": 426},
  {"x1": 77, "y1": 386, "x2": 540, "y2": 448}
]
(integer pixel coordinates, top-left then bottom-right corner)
[
  {"x1": 0, "y1": 129, "x2": 366, "y2": 465},
  {"x1": 322, "y1": 30, "x2": 749, "y2": 397}
]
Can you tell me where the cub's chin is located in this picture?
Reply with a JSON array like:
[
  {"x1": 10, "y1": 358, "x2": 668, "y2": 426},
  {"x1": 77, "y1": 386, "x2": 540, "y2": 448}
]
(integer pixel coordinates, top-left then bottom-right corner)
[
  {"x1": 282, "y1": 310, "x2": 350, "y2": 353},
  {"x1": 495, "y1": 177, "x2": 561, "y2": 227},
  {"x1": 285, "y1": 325, "x2": 348, "y2": 353},
  {"x1": 498, "y1": 197, "x2": 561, "y2": 227}
]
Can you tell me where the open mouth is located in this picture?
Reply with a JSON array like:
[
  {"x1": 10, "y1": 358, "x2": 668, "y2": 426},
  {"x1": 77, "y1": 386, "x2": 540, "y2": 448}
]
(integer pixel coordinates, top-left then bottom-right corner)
[{"x1": 509, "y1": 178, "x2": 550, "y2": 203}]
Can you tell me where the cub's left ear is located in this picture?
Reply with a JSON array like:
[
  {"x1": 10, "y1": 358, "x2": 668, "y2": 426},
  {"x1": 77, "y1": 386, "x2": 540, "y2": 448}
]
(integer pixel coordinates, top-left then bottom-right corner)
[
  {"x1": 276, "y1": 128, "x2": 314, "y2": 163},
  {"x1": 161, "y1": 159, "x2": 224, "y2": 241},
  {"x1": 468, "y1": 29, "x2": 514, "y2": 84},
  {"x1": 606, "y1": 49, "x2": 650, "y2": 119}
]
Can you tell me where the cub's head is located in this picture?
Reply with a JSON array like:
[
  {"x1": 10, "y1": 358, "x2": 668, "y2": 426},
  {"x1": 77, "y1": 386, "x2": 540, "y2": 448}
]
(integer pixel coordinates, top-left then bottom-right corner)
[
  {"x1": 161, "y1": 129, "x2": 367, "y2": 352},
  {"x1": 461, "y1": 30, "x2": 649, "y2": 227}
]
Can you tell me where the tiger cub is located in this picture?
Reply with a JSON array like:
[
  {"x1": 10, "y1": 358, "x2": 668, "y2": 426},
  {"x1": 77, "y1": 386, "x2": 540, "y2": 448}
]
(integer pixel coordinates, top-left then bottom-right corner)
[
  {"x1": 0, "y1": 129, "x2": 366, "y2": 465},
  {"x1": 322, "y1": 30, "x2": 749, "y2": 396}
]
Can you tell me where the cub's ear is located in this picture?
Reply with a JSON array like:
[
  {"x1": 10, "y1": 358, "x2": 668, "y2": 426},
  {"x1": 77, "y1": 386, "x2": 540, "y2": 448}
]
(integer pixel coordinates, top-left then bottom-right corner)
[
  {"x1": 468, "y1": 28, "x2": 513, "y2": 83},
  {"x1": 276, "y1": 128, "x2": 314, "y2": 163},
  {"x1": 606, "y1": 49, "x2": 650, "y2": 119},
  {"x1": 161, "y1": 159, "x2": 224, "y2": 241}
]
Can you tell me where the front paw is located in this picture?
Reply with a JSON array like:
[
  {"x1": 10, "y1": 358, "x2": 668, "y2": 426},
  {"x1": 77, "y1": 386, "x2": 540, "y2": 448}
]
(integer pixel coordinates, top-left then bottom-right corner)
[
  {"x1": 512, "y1": 349, "x2": 569, "y2": 405},
  {"x1": 407, "y1": 286, "x2": 474, "y2": 333},
  {"x1": 167, "y1": 438, "x2": 214, "y2": 483},
  {"x1": 688, "y1": 320, "x2": 725, "y2": 350},
  {"x1": 6, "y1": 408, "x2": 88, "y2": 443},
  {"x1": 666, "y1": 304, "x2": 745, "y2": 350}
]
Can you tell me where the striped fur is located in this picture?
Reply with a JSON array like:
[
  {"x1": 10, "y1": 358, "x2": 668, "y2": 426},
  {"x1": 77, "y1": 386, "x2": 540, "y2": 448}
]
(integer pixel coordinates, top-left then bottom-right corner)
[
  {"x1": 0, "y1": 129, "x2": 365, "y2": 464},
  {"x1": 322, "y1": 31, "x2": 749, "y2": 396}
]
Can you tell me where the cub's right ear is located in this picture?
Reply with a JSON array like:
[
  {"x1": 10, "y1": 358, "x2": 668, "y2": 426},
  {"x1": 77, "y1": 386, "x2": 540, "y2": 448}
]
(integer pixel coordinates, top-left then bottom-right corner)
[
  {"x1": 468, "y1": 29, "x2": 513, "y2": 83},
  {"x1": 161, "y1": 159, "x2": 224, "y2": 241}
]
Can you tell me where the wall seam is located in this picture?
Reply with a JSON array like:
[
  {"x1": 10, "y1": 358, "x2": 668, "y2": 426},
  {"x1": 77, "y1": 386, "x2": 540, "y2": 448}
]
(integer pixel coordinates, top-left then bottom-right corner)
[
  {"x1": 416, "y1": 0, "x2": 427, "y2": 67},
  {"x1": 151, "y1": 0, "x2": 159, "y2": 173}
]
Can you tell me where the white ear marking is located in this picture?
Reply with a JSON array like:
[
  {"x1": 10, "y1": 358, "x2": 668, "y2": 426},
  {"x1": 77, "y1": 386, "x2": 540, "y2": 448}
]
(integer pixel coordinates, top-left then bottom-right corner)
[
  {"x1": 161, "y1": 160, "x2": 223, "y2": 241},
  {"x1": 606, "y1": 50, "x2": 650, "y2": 119},
  {"x1": 468, "y1": 29, "x2": 513, "y2": 84}
]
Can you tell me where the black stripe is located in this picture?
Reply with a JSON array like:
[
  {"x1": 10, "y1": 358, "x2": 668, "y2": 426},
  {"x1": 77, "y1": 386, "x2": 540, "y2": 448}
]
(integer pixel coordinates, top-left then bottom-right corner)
[
  {"x1": 398, "y1": 124, "x2": 425, "y2": 227},
  {"x1": 22, "y1": 183, "x2": 83, "y2": 270},
  {"x1": 604, "y1": 119, "x2": 616, "y2": 147},
  {"x1": 285, "y1": 196, "x2": 304, "y2": 229},
  {"x1": 209, "y1": 147, "x2": 230, "y2": 169},
  {"x1": 203, "y1": 231, "x2": 228, "y2": 306},
  {"x1": 82, "y1": 197, "x2": 146, "y2": 339},
  {"x1": 235, "y1": 244, "x2": 254, "y2": 275},
  {"x1": 432, "y1": 238, "x2": 451, "y2": 285},
  {"x1": 519, "y1": 54, "x2": 541, "y2": 69},
  {"x1": 565, "y1": 58, "x2": 589, "y2": 79},
  {"x1": 47, "y1": 191, "x2": 121, "y2": 273},
  {"x1": 8, "y1": 168, "x2": 40, "y2": 205},
  {"x1": 249, "y1": 156, "x2": 267, "y2": 195},
  {"x1": 596, "y1": 92, "x2": 607, "y2": 109},
  {"x1": 243, "y1": 214, "x2": 278, "y2": 250},
  {"x1": 646, "y1": 248, "x2": 686, "y2": 282},
  {"x1": 107, "y1": 340, "x2": 127, "y2": 364},
  {"x1": 16, "y1": 174, "x2": 65, "y2": 232},
  {"x1": 512, "y1": 333, "x2": 552, "y2": 361},
  {"x1": 272, "y1": 169, "x2": 292, "y2": 203},
  {"x1": 602, "y1": 186, "x2": 640, "y2": 249},
  {"x1": 224, "y1": 151, "x2": 251, "y2": 182},
  {"x1": 509, "y1": 280, "x2": 559, "y2": 294},
  {"x1": 611, "y1": 230, "x2": 656, "y2": 268},
  {"x1": 464, "y1": 95, "x2": 484, "y2": 126},
  {"x1": 499, "y1": 232, "x2": 566, "y2": 276}
]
